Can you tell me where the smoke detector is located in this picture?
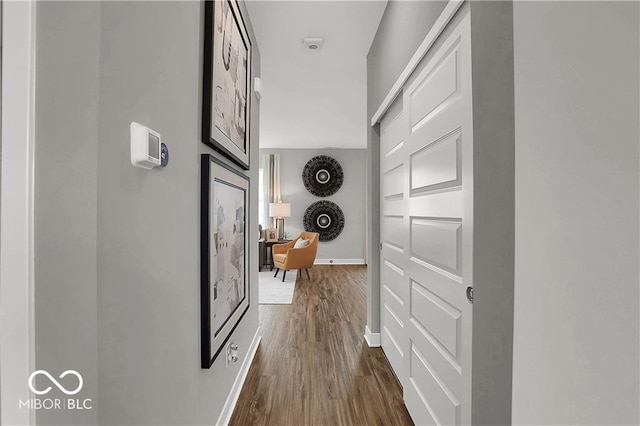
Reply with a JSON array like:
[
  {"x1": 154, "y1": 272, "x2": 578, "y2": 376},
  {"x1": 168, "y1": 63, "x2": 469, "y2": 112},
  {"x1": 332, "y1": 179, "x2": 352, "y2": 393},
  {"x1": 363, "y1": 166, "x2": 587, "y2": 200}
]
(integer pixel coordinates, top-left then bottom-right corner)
[{"x1": 303, "y1": 37, "x2": 324, "y2": 50}]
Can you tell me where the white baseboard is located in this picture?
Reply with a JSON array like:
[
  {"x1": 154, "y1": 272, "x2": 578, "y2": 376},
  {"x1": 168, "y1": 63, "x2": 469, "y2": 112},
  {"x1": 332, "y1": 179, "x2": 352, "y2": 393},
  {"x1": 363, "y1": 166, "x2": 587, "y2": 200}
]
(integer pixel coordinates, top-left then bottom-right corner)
[
  {"x1": 216, "y1": 328, "x2": 261, "y2": 426},
  {"x1": 315, "y1": 258, "x2": 365, "y2": 265},
  {"x1": 364, "y1": 326, "x2": 381, "y2": 347}
]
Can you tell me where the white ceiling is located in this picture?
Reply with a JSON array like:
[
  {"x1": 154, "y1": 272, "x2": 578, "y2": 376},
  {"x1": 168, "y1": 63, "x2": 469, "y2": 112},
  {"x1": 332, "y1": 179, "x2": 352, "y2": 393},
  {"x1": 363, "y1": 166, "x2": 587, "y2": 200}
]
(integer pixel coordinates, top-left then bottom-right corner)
[{"x1": 245, "y1": 1, "x2": 387, "y2": 149}]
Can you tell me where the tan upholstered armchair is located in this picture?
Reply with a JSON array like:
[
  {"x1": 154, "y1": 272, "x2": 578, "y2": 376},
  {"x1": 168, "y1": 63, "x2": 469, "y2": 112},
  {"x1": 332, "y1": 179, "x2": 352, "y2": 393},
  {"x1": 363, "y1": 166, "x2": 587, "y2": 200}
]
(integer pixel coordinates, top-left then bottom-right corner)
[{"x1": 272, "y1": 232, "x2": 319, "y2": 281}]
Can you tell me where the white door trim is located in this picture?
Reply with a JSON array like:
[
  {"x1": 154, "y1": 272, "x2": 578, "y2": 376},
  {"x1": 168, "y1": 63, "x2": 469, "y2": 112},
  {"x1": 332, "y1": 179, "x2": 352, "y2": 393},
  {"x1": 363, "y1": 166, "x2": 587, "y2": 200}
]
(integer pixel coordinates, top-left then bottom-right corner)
[
  {"x1": 1, "y1": 1, "x2": 37, "y2": 425},
  {"x1": 370, "y1": 0, "x2": 464, "y2": 127}
]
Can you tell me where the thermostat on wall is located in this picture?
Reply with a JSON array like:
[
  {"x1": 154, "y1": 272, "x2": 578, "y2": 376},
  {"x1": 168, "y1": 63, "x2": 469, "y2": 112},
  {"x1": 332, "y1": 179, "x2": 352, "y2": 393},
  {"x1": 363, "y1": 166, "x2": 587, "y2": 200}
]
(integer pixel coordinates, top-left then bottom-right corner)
[{"x1": 130, "y1": 121, "x2": 162, "y2": 170}]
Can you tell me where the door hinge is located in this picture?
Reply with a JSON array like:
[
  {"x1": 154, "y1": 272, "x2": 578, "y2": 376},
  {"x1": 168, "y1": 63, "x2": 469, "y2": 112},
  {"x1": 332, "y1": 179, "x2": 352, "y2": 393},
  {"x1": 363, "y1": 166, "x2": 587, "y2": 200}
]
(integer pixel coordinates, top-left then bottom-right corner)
[
  {"x1": 466, "y1": 286, "x2": 474, "y2": 304},
  {"x1": 380, "y1": 243, "x2": 383, "y2": 251}
]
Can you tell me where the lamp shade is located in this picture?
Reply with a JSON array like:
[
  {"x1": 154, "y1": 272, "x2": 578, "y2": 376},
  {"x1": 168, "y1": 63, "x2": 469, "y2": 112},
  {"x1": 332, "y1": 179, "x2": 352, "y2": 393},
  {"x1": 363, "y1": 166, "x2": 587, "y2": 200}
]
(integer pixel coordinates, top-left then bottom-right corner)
[{"x1": 269, "y1": 202, "x2": 291, "y2": 218}]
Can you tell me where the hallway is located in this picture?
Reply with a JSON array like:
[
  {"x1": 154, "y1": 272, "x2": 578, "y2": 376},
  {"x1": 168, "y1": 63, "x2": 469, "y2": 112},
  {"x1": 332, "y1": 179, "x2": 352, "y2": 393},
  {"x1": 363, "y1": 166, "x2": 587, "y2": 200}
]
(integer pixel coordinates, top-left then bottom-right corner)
[
  {"x1": 230, "y1": 265, "x2": 413, "y2": 425},
  {"x1": 2, "y1": 2, "x2": 638, "y2": 425}
]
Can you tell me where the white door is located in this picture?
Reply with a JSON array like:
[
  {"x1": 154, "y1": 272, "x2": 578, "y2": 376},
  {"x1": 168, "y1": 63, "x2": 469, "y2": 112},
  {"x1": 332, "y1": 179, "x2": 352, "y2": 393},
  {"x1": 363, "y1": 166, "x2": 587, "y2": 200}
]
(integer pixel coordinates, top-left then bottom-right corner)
[
  {"x1": 380, "y1": 7, "x2": 473, "y2": 425},
  {"x1": 380, "y1": 94, "x2": 409, "y2": 384}
]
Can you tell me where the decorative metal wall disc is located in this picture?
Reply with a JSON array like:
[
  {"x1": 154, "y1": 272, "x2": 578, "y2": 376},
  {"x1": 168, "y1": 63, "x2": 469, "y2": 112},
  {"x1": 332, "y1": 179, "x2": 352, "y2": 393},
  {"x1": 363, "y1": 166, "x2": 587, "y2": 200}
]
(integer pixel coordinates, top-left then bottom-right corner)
[
  {"x1": 302, "y1": 155, "x2": 344, "y2": 197},
  {"x1": 303, "y1": 201, "x2": 345, "y2": 242}
]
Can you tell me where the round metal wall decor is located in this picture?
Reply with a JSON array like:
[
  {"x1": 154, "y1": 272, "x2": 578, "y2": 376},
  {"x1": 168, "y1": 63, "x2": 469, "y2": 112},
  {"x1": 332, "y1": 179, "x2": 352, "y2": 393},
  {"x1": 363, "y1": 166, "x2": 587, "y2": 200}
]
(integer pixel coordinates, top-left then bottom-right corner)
[
  {"x1": 302, "y1": 155, "x2": 344, "y2": 197},
  {"x1": 303, "y1": 201, "x2": 345, "y2": 242}
]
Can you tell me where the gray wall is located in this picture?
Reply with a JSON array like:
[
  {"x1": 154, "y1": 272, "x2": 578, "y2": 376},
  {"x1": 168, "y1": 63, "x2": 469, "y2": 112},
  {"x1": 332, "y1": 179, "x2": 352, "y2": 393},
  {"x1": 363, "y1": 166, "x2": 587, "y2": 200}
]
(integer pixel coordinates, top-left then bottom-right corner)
[
  {"x1": 35, "y1": 1, "x2": 261, "y2": 424},
  {"x1": 365, "y1": 0, "x2": 446, "y2": 335},
  {"x1": 512, "y1": 2, "x2": 639, "y2": 424},
  {"x1": 96, "y1": 2, "x2": 260, "y2": 424},
  {"x1": 468, "y1": 3, "x2": 515, "y2": 424},
  {"x1": 367, "y1": 0, "x2": 447, "y2": 112},
  {"x1": 260, "y1": 148, "x2": 366, "y2": 262},
  {"x1": 35, "y1": 2, "x2": 100, "y2": 424}
]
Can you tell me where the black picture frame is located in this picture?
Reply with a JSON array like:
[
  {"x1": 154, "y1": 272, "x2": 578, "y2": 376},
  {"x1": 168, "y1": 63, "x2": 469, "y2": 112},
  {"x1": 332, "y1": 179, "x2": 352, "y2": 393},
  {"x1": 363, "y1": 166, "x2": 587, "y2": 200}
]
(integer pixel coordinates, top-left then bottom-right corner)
[
  {"x1": 201, "y1": 154, "x2": 250, "y2": 368},
  {"x1": 202, "y1": 0, "x2": 251, "y2": 170}
]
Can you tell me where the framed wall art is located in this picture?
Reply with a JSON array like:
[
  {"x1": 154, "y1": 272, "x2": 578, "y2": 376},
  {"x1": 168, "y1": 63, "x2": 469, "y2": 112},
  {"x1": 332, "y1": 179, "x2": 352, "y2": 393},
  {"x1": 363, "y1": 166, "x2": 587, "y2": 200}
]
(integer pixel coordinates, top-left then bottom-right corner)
[
  {"x1": 202, "y1": 0, "x2": 251, "y2": 170},
  {"x1": 265, "y1": 228, "x2": 278, "y2": 242},
  {"x1": 200, "y1": 154, "x2": 250, "y2": 368}
]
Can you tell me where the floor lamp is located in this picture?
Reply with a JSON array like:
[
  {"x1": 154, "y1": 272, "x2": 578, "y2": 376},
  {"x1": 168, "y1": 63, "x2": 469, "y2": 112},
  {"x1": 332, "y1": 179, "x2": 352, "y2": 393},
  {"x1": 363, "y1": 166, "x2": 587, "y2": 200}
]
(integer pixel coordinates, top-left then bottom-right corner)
[{"x1": 269, "y1": 202, "x2": 291, "y2": 240}]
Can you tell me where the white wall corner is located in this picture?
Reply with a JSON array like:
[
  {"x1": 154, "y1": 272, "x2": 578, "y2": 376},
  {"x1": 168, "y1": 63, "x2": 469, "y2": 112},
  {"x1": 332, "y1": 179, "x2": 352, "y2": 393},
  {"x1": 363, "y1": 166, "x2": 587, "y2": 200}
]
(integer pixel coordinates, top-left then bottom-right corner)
[
  {"x1": 215, "y1": 328, "x2": 262, "y2": 426},
  {"x1": 364, "y1": 326, "x2": 381, "y2": 347}
]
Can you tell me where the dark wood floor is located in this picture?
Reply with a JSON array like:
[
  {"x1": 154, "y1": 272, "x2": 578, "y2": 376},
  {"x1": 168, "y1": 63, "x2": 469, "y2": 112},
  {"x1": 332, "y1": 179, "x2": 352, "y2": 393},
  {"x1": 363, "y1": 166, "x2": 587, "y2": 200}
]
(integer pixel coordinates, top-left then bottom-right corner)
[{"x1": 230, "y1": 265, "x2": 414, "y2": 426}]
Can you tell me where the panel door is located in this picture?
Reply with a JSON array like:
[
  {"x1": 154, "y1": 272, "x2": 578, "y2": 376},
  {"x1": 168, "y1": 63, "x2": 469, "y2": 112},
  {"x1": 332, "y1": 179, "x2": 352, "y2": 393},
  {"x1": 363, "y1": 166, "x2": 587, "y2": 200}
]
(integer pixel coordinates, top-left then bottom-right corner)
[
  {"x1": 380, "y1": 95, "x2": 410, "y2": 385},
  {"x1": 403, "y1": 8, "x2": 473, "y2": 425},
  {"x1": 379, "y1": 6, "x2": 474, "y2": 425}
]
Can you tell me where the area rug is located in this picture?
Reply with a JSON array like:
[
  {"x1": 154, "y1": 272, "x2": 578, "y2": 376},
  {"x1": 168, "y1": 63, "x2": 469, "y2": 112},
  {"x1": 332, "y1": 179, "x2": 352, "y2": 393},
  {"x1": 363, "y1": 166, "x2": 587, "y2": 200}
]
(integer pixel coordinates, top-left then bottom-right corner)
[{"x1": 258, "y1": 268, "x2": 297, "y2": 304}]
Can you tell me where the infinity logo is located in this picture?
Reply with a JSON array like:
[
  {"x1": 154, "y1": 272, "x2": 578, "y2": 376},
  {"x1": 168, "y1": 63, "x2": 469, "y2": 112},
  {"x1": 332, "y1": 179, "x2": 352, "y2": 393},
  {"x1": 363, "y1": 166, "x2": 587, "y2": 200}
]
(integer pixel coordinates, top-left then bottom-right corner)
[{"x1": 28, "y1": 370, "x2": 83, "y2": 396}]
